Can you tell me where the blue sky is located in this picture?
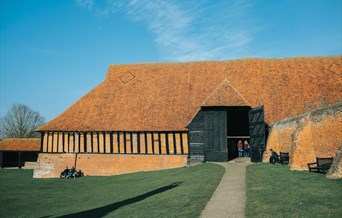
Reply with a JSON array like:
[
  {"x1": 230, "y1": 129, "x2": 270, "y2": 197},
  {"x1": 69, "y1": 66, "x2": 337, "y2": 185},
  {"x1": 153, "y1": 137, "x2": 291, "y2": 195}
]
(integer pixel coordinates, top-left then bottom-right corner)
[{"x1": 1, "y1": 0, "x2": 341, "y2": 122}]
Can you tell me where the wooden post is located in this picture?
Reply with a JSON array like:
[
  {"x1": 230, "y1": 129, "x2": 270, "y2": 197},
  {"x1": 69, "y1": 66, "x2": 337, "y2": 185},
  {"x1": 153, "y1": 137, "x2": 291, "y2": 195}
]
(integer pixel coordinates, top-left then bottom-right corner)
[
  {"x1": 97, "y1": 132, "x2": 100, "y2": 153},
  {"x1": 91, "y1": 132, "x2": 94, "y2": 153},
  {"x1": 123, "y1": 132, "x2": 127, "y2": 154},
  {"x1": 56, "y1": 132, "x2": 59, "y2": 152},
  {"x1": 51, "y1": 132, "x2": 54, "y2": 153},
  {"x1": 18, "y1": 152, "x2": 22, "y2": 169},
  {"x1": 62, "y1": 132, "x2": 65, "y2": 153},
  {"x1": 47, "y1": 132, "x2": 50, "y2": 152},
  {"x1": 137, "y1": 132, "x2": 141, "y2": 153},
  {"x1": 0, "y1": 151, "x2": 3, "y2": 168},
  {"x1": 73, "y1": 132, "x2": 76, "y2": 152},
  {"x1": 180, "y1": 132, "x2": 184, "y2": 154},
  {"x1": 165, "y1": 133, "x2": 170, "y2": 154},
  {"x1": 143, "y1": 132, "x2": 147, "y2": 154},
  {"x1": 173, "y1": 133, "x2": 177, "y2": 154},
  {"x1": 187, "y1": 132, "x2": 190, "y2": 157},
  {"x1": 110, "y1": 131, "x2": 113, "y2": 153},
  {"x1": 130, "y1": 132, "x2": 133, "y2": 154},
  {"x1": 158, "y1": 132, "x2": 162, "y2": 154},
  {"x1": 103, "y1": 131, "x2": 106, "y2": 153},
  {"x1": 117, "y1": 132, "x2": 120, "y2": 153},
  {"x1": 78, "y1": 132, "x2": 81, "y2": 152},
  {"x1": 40, "y1": 132, "x2": 44, "y2": 152},
  {"x1": 84, "y1": 132, "x2": 87, "y2": 152},
  {"x1": 151, "y1": 133, "x2": 155, "y2": 154}
]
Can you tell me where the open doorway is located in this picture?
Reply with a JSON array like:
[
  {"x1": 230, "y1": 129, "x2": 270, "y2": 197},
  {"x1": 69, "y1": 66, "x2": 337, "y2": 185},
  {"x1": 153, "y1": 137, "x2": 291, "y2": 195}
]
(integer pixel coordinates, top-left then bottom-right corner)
[
  {"x1": 227, "y1": 107, "x2": 251, "y2": 161},
  {"x1": 187, "y1": 106, "x2": 267, "y2": 162}
]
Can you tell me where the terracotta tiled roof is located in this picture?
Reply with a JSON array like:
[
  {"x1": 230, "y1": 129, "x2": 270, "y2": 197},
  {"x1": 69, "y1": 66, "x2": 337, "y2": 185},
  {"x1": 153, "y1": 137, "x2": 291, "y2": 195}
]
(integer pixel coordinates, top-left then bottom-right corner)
[
  {"x1": 39, "y1": 56, "x2": 342, "y2": 131},
  {"x1": 201, "y1": 79, "x2": 250, "y2": 106},
  {"x1": 0, "y1": 138, "x2": 41, "y2": 151}
]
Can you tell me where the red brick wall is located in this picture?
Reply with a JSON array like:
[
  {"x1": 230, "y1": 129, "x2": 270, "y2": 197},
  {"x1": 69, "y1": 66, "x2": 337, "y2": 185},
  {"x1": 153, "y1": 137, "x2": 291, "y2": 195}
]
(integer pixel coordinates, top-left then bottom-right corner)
[
  {"x1": 33, "y1": 153, "x2": 76, "y2": 178},
  {"x1": 310, "y1": 112, "x2": 342, "y2": 157},
  {"x1": 76, "y1": 154, "x2": 187, "y2": 176},
  {"x1": 263, "y1": 121, "x2": 296, "y2": 162},
  {"x1": 264, "y1": 104, "x2": 342, "y2": 178},
  {"x1": 33, "y1": 153, "x2": 187, "y2": 178},
  {"x1": 290, "y1": 109, "x2": 341, "y2": 171},
  {"x1": 290, "y1": 116, "x2": 317, "y2": 170}
]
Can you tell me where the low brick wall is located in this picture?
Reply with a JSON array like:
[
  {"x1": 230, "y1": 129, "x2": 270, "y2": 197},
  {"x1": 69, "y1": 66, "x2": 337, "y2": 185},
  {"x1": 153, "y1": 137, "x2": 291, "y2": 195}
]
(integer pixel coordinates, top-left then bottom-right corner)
[
  {"x1": 76, "y1": 154, "x2": 187, "y2": 176},
  {"x1": 263, "y1": 120, "x2": 296, "y2": 162},
  {"x1": 33, "y1": 153, "x2": 76, "y2": 178},
  {"x1": 264, "y1": 103, "x2": 342, "y2": 178},
  {"x1": 34, "y1": 153, "x2": 187, "y2": 178},
  {"x1": 290, "y1": 116, "x2": 317, "y2": 170}
]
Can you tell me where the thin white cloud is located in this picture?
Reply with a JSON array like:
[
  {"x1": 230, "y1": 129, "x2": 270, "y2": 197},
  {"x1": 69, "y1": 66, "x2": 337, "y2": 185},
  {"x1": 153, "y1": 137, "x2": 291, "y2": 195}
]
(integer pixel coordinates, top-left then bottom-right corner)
[
  {"x1": 76, "y1": 0, "x2": 256, "y2": 61},
  {"x1": 75, "y1": 0, "x2": 94, "y2": 10}
]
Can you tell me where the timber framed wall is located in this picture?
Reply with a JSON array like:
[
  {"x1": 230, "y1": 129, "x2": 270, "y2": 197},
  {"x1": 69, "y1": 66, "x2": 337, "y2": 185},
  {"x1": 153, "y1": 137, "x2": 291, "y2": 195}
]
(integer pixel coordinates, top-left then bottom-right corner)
[
  {"x1": 40, "y1": 131, "x2": 189, "y2": 155},
  {"x1": 35, "y1": 131, "x2": 189, "y2": 178}
]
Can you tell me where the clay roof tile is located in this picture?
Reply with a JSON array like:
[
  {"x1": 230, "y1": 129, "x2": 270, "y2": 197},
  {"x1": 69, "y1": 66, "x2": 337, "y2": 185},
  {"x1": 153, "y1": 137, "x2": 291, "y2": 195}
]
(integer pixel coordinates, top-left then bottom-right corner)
[
  {"x1": 0, "y1": 138, "x2": 41, "y2": 151},
  {"x1": 38, "y1": 56, "x2": 342, "y2": 131}
]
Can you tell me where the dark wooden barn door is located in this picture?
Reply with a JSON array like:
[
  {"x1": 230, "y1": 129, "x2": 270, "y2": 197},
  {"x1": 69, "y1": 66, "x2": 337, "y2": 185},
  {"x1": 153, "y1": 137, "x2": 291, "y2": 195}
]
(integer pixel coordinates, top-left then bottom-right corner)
[
  {"x1": 187, "y1": 110, "x2": 205, "y2": 164},
  {"x1": 248, "y1": 106, "x2": 266, "y2": 162},
  {"x1": 204, "y1": 110, "x2": 228, "y2": 162}
]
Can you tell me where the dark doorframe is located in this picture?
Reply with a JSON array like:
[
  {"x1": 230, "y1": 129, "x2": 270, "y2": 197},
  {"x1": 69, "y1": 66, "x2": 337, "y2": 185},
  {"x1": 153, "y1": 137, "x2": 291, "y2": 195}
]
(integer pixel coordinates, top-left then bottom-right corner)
[{"x1": 248, "y1": 106, "x2": 266, "y2": 162}]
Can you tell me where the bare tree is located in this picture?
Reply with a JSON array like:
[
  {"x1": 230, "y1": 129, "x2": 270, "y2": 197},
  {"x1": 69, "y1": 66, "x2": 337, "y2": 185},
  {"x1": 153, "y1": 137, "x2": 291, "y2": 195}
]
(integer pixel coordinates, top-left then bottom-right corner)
[{"x1": 0, "y1": 104, "x2": 45, "y2": 139}]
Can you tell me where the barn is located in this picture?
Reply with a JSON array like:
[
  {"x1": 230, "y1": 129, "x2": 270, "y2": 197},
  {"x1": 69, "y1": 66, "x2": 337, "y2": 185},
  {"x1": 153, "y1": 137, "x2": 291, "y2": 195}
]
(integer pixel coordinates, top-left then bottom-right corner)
[{"x1": 34, "y1": 56, "x2": 342, "y2": 178}]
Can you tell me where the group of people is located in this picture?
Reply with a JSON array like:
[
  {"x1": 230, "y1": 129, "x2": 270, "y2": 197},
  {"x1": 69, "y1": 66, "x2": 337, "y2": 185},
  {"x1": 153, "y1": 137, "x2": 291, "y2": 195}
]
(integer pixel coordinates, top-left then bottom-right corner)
[
  {"x1": 237, "y1": 140, "x2": 250, "y2": 157},
  {"x1": 60, "y1": 166, "x2": 83, "y2": 179}
]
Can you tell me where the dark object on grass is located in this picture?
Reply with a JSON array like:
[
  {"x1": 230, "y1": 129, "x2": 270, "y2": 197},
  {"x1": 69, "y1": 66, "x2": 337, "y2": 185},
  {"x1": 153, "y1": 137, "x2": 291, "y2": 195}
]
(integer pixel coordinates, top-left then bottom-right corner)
[
  {"x1": 60, "y1": 166, "x2": 70, "y2": 178},
  {"x1": 279, "y1": 152, "x2": 289, "y2": 165},
  {"x1": 66, "y1": 166, "x2": 76, "y2": 179},
  {"x1": 66, "y1": 168, "x2": 84, "y2": 179},
  {"x1": 75, "y1": 170, "x2": 84, "y2": 178},
  {"x1": 269, "y1": 149, "x2": 279, "y2": 164},
  {"x1": 307, "y1": 157, "x2": 333, "y2": 173}
]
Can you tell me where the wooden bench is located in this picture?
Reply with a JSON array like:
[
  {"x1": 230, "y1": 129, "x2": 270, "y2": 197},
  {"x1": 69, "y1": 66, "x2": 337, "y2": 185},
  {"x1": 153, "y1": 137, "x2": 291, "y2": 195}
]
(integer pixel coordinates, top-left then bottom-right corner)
[
  {"x1": 279, "y1": 152, "x2": 289, "y2": 165},
  {"x1": 307, "y1": 157, "x2": 333, "y2": 173}
]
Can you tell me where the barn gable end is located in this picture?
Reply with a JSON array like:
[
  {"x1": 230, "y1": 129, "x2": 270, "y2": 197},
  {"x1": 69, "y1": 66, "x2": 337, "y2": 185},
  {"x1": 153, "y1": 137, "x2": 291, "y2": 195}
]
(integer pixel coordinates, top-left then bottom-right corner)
[{"x1": 201, "y1": 79, "x2": 250, "y2": 107}]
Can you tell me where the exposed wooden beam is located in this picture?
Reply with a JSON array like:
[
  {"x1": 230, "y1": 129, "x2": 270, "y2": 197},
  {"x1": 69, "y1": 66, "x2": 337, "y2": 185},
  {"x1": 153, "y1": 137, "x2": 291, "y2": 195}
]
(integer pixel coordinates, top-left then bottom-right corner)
[
  {"x1": 165, "y1": 133, "x2": 170, "y2": 154},
  {"x1": 180, "y1": 132, "x2": 184, "y2": 154},
  {"x1": 110, "y1": 131, "x2": 113, "y2": 153},
  {"x1": 144, "y1": 132, "x2": 148, "y2": 154},
  {"x1": 173, "y1": 133, "x2": 177, "y2": 154}
]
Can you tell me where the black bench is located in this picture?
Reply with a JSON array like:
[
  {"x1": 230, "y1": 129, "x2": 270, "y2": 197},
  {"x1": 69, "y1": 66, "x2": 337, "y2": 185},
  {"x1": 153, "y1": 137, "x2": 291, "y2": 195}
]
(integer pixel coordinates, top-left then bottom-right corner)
[
  {"x1": 307, "y1": 157, "x2": 333, "y2": 173},
  {"x1": 279, "y1": 152, "x2": 289, "y2": 165}
]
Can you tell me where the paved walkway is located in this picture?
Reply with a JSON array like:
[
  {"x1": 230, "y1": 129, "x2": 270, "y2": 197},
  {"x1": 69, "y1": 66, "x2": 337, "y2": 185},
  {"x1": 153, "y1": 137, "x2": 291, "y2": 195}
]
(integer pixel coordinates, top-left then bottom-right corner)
[{"x1": 200, "y1": 158, "x2": 251, "y2": 218}]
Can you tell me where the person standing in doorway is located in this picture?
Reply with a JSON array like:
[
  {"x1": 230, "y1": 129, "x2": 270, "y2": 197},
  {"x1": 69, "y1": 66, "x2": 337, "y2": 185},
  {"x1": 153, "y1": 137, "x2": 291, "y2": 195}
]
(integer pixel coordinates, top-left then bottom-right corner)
[
  {"x1": 237, "y1": 140, "x2": 243, "y2": 157},
  {"x1": 244, "y1": 140, "x2": 250, "y2": 157}
]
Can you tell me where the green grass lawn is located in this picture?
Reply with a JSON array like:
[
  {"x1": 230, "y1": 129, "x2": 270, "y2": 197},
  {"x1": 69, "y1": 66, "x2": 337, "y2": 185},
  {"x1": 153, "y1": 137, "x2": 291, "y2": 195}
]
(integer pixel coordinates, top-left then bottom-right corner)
[
  {"x1": 246, "y1": 163, "x2": 342, "y2": 218},
  {"x1": 0, "y1": 164, "x2": 224, "y2": 218}
]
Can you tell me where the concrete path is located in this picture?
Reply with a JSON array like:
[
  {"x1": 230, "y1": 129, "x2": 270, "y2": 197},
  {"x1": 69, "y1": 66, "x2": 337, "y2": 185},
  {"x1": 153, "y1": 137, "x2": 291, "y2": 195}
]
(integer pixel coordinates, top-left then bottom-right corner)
[{"x1": 200, "y1": 158, "x2": 251, "y2": 218}]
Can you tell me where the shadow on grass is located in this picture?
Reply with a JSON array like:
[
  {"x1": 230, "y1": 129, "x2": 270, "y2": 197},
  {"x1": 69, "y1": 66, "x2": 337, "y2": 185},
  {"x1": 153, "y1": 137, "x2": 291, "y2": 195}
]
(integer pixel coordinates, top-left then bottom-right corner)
[{"x1": 56, "y1": 182, "x2": 182, "y2": 218}]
